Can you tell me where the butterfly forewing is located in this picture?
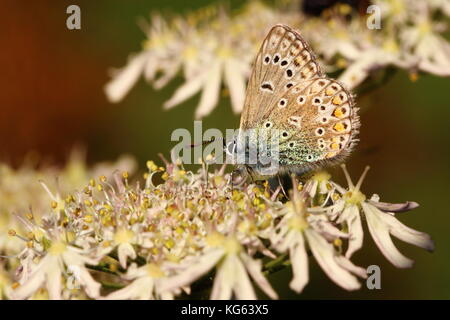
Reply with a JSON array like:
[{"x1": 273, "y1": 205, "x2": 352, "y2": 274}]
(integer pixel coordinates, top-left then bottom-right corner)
[{"x1": 240, "y1": 24, "x2": 324, "y2": 129}]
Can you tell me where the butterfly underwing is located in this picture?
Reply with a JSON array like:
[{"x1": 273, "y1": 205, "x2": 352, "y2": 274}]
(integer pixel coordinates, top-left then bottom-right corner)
[{"x1": 231, "y1": 24, "x2": 360, "y2": 181}]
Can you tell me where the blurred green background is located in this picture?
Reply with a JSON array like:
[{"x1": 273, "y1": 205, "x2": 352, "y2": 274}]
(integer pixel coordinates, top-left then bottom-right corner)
[{"x1": 1, "y1": 0, "x2": 449, "y2": 299}]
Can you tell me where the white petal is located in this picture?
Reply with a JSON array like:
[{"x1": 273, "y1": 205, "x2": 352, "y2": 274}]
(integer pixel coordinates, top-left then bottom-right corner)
[
  {"x1": 288, "y1": 234, "x2": 309, "y2": 293},
  {"x1": 273, "y1": 228, "x2": 296, "y2": 253},
  {"x1": 232, "y1": 255, "x2": 257, "y2": 300},
  {"x1": 64, "y1": 248, "x2": 100, "y2": 267},
  {"x1": 338, "y1": 53, "x2": 377, "y2": 89},
  {"x1": 305, "y1": 229, "x2": 361, "y2": 291},
  {"x1": 77, "y1": 268, "x2": 102, "y2": 299},
  {"x1": 345, "y1": 205, "x2": 364, "y2": 258},
  {"x1": 153, "y1": 61, "x2": 181, "y2": 89},
  {"x1": 419, "y1": 59, "x2": 450, "y2": 76},
  {"x1": 224, "y1": 59, "x2": 246, "y2": 113},
  {"x1": 143, "y1": 55, "x2": 158, "y2": 82},
  {"x1": 105, "y1": 277, "x2": 153, "y2": 300},
  {"x1": 241, "y1": 253, "x2": 278, "y2": 299},
  {"x1": 335, "y1": 256, "x2": 367, "y2": 279},
  {"x1": 117, "y1": 243, "x2": 136, "y2": 269},
  {"x1": 371, "y1": 204, "x2": 434, "y2": 251},
  {"x1": 311, "y1": 217, "x2": 349, "y2": 241},
  {"x1": 159, "y1": 248, "x2": 224, "y2": 293},
  {"x1": 308, "y1": 180, "x2": 319, "y2": 198},
  {"x1": 195, "y1": 61, "x2": 222, "y2": 119},
  {"x1": 362, "y1": 202, "x2": 414, "y2": 268},
  {"x1": 210, "y1": 255, "x2": 233, "y2": 300},
  {"x1": 159, "y1": 289, "x2": 174, "y2": 300},
  {"x1": 337, "y1": 41, "x2": 362, "y2": 60},
  {"x1": 163, "y1": 71, "x2": 206, "y2": 110},
  {"x1": 11, "y1": 255, "x2": 54, "y2": 300},
  {"x1": 104, "y1": 52, "x2": 147, "y2": 103},
  {"x1": 46, "y1": 262, "x2": 63, "y2": 300}
]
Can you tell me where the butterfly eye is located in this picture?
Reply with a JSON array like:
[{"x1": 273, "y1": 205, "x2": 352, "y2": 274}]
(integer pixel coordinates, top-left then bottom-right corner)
[
  {"x1": 285, "y1": 82, "x2": 294, "y2": 89},
  {"x1": 321, "y1": 117, "x2": 328, "y2": 124},
  {"x1": 288, "y1": 142, "x2": 295, "y2": 148},
  {"x1": 264, "y1": 121, "x2": 273, "y2": 128},
  {"x1": 319, "y1": 143, "x2": 325, "y2": 150},
  {"x1": 315, "y1": 128, "x2": 324, "y2": 136},
  {"x1": 281, "y1": 131, "x2": 289, "y2": 138},
  {"x1": 306, "y1": 155, "x2": 314, "y2": 161},
  {"x1": 319, "y1": 105, "x2": 327, "y2": 112},
  {"x1": 263, "y1": 55, "x2": 271, "y2": 65},
  {"x1": 280, "y1": 59, "x2": 289, "y2": 67}
]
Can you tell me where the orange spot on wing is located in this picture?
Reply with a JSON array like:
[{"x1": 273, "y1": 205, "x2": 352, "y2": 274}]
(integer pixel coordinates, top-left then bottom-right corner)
[
  {"x1": 332, "y1": 95, "x2": 343, "y2": 105},
  {"x1": 333, "y1": 122, "x2": 345, "y2": 132},
  {"x1": 325, "y1": 87, "x2": 335, "y2": 96},
  {"x1": 333, "y1": 107, "x2": 344, "y2": 118}
]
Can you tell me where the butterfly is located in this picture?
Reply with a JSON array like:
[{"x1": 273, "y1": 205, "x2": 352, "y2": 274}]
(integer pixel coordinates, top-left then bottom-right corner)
[{"x1": 228, "y1": 24, "x2": 360, "y2": 183}]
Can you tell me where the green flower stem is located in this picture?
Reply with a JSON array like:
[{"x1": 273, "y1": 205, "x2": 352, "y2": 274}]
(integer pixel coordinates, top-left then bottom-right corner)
[
  {"x1": 263, "y1": 253, "x2": 290, "y2": 276},
  {"x1": 86, "y1": 263, "x2": 119, "y2": 276}
]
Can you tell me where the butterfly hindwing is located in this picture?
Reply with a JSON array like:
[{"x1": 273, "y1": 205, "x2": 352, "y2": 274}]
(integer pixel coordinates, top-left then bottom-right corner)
[{"x1": 259, "y1": 78, "x2": 360, "y2": 167}]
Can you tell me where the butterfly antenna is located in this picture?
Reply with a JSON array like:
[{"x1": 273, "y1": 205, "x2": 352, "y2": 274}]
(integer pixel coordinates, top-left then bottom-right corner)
[{"x1": 185, "y1": 137, "x2": 224, "y2": 149}]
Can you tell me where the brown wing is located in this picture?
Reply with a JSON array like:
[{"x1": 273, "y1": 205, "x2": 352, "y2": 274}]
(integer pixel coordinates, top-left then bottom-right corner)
[
  {"x1": 240, "y1": 24, "x2": 324, "y2": 130},
  {"x1": 260, "y1": 78, "x2": 360, "y2": 165}
]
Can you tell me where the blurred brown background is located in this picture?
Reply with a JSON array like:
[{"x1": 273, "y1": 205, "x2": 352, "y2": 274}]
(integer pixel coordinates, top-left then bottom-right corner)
[{"x1": 1, "y1": 0, "x2": 449, "y2": 299}]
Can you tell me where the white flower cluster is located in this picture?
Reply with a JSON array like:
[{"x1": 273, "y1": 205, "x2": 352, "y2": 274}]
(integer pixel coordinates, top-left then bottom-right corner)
[
  {"x1": 105, "y1": 0, "x2": 450, "y2": 118},
  {"x1": 2, "y1": 158, "x2": 433, "y2": 300},
  {"x1": 0, "y1": 151, "x2": 136, "y2": 257}
]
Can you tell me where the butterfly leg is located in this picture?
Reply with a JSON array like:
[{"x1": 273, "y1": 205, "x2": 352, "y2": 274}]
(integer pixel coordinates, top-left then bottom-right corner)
[
  {"x1": 245, "y1": 166, "x2": 256, "y2": 184},
  {"x1": 277, "y1": 174, "x2": 289, "y2": 200},
  {"x1": 230, "y1": 167, "x2": 247, "y2": 190}
]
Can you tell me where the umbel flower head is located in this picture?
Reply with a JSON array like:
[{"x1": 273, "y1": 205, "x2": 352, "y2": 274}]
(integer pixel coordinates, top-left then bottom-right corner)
[
  {"x1": 2, "y1": 156, "x2": 434, "y2": 300},
  {"x1": 332, "y1": 164, "x2": 434, "y2": 268},
  {"x1": 105, "y1": 0, "x2": 450, "y2": 118},
  {"x1": 0, "y1": 150, "x2": 137, "y2": 258}
]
